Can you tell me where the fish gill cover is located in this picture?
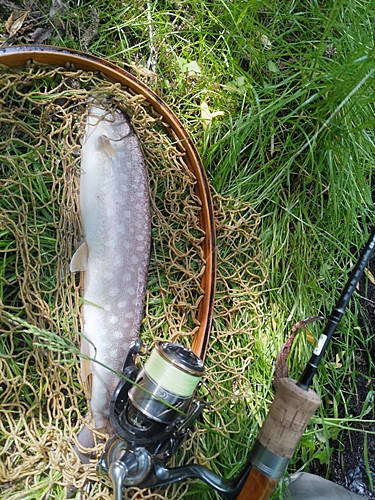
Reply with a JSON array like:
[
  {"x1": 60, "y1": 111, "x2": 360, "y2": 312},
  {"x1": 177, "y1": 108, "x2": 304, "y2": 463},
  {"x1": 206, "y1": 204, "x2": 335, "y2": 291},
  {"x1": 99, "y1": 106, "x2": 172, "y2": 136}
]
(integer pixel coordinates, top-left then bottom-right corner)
[{"x1": 0, "y1": 63, "x2": 265, "y2": 499}]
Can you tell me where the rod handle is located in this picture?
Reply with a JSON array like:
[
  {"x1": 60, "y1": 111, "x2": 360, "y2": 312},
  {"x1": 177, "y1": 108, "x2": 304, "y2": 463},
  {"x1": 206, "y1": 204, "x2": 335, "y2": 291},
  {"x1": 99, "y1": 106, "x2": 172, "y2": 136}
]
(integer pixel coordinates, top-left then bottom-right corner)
[
  {"x1": 236, "y1": 378, "x2": 320, "y2": 500},
  {"x1": 258, "y1": 378, "x2": 320, "y2": 458},
  {"x1": 236, "y1": 467, "x2": 279, "y2": 500}
]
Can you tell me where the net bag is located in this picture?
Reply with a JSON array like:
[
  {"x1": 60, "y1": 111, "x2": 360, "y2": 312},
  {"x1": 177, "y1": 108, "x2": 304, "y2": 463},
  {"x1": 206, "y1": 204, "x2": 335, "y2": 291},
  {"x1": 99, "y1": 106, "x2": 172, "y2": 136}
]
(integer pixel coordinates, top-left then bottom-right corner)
[{"x1": 0, "y1": 46, "x2": 265, "y2": 500}]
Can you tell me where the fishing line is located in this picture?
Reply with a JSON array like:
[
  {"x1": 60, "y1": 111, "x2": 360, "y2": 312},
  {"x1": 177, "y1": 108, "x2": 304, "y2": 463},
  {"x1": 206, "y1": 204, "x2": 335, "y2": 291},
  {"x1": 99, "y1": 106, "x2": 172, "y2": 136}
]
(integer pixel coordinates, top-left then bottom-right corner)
[{"x1": 141, "y1": 343, "x2": 203, "y2": 397}]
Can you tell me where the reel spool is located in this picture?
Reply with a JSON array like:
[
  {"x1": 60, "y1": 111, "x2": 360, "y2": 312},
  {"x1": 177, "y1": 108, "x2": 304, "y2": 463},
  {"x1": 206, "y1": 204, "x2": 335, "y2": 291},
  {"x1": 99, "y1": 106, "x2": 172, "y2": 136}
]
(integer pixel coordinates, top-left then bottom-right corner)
[{"x1": 127, "y1": 342, "x2": 204, "y2": 429}]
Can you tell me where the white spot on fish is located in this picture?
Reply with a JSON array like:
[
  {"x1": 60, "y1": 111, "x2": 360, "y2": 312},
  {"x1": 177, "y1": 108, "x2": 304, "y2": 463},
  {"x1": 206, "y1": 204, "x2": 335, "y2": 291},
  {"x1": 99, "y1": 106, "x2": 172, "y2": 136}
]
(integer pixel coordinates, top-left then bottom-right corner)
[
  {"x1": 131, "y1": 256, "x2": 139, "y2": 265},
  {"x1": 104, "y1": 305, "x2": 112, "y2": 312},
  {"x1": 114, "y1": 255, "x2": 123, "y2": 266},
  {"x1": 109, "y1": 286, "x2": 120, "y2": 296},
  {"x1": 103, "y1": 270, "x2": 114, "y2": 280},
  {"x1": 119, "y1": 172, "x2": 128, "y2": 182},
  {"x1": 106, "y1": 206, "x2": 116, "y2": 217},
  {"x1": 109, "y1": 315, "x2": 119, "y2": 324},
  {"x1": 128, "y1": 286, "x2": 136, "y2": 296}
]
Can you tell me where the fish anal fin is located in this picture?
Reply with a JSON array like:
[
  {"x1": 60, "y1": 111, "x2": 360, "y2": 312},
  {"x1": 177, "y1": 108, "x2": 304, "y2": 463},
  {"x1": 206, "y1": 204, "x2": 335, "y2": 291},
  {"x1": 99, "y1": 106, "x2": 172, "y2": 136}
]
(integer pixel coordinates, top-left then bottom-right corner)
[{"x1": 70, "y1": 242, "x2": 89, "y2": 272}]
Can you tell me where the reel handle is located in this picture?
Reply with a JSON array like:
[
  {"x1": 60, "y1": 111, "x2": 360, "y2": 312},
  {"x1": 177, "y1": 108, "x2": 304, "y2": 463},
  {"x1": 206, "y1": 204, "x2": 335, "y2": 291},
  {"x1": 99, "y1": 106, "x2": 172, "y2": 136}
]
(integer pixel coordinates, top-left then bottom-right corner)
[
  {"x1": 236, "y1": 378, "x2": 320, "y2": 500},
  {"x1": 108, "y1": 461, "x2": 127, "y2": 500}
]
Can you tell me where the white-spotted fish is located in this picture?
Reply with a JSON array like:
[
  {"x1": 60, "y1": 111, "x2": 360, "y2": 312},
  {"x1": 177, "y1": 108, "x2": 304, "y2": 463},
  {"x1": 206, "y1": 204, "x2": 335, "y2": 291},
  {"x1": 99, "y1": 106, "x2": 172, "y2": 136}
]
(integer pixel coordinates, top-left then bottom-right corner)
[{"x1": 70, "y1": 99, "x2": 151, "y2": 450}]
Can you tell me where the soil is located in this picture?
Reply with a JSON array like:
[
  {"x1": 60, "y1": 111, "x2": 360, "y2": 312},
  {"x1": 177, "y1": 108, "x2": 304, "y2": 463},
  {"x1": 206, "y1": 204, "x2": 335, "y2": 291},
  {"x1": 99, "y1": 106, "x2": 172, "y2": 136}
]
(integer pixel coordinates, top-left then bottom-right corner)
[{"x1": 310, "y1": 255, "x2": 375, "y2": 499}]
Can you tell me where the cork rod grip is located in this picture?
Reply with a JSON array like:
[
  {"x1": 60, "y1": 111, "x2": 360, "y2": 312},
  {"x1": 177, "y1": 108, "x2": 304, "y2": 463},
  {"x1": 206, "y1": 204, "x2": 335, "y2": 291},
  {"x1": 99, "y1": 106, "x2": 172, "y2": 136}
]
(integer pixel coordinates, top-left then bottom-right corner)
[
  {"x1": 258, "y1": 378, "x2": 321, "y2": 458},
  {"x1": 236, "y1": 379, "x2": 320, "y2": 500}
]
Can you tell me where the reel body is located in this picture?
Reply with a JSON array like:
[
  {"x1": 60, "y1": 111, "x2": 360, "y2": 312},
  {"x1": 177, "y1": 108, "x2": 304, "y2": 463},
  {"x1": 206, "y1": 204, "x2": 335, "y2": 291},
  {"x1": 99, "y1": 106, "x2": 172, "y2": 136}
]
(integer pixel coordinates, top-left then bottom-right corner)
[
  {"x1": 108, "y1": 339, "x2": 206, "y2": 457},
  {"x1": 97, "y1": 339, "x2": 244, "y2": 497}
]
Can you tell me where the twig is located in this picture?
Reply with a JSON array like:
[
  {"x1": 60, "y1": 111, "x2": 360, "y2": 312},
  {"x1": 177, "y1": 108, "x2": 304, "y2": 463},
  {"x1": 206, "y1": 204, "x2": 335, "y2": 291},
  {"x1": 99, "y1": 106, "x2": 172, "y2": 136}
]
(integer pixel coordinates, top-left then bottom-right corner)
[
  {"x1": 273, "y1": 315, "x2": 324, "y2": 388},
  {"x1": 146, "y1": 1, "x2": 157, "y2": 72}
]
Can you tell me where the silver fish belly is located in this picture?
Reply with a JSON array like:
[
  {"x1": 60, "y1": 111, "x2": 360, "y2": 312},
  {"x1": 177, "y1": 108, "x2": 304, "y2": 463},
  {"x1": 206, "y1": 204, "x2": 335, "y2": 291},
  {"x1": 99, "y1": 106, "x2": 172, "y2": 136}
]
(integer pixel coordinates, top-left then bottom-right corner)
[{"x1": 71, "y1": 101, "x2": 151, "y2": 434}]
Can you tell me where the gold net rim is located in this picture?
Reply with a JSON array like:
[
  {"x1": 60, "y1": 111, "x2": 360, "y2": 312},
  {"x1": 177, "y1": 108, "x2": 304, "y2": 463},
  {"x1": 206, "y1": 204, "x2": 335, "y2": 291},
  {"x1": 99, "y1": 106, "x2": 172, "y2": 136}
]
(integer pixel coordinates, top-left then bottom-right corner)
[{"x1": 0, "y1": 43, "x2": 216, "y2": 361}]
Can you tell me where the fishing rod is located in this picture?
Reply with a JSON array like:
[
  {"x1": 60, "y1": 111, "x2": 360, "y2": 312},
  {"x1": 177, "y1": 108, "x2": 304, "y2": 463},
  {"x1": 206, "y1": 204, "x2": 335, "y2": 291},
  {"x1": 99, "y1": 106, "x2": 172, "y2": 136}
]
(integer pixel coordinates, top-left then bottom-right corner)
[
  {"x1": 98, "y1": 228, "x2": 375, "y2": 500},
  {"x1": 235, "y1": 227, "x2": 375, "y2": 499}
]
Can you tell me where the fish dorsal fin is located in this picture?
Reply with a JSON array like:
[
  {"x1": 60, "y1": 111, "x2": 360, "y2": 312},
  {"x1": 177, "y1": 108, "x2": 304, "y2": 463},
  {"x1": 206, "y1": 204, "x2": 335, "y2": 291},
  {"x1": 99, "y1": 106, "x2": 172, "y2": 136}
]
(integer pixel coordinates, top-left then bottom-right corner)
[
  {"x1": 80, "y1": 337, "x2": 93, "y2": 382},
  {"x1": 98, "y1": 134, "x2": 116, "y2": 159},
  {"x1": 70, "y1": 242, "x2": 89, "y2": 272}
]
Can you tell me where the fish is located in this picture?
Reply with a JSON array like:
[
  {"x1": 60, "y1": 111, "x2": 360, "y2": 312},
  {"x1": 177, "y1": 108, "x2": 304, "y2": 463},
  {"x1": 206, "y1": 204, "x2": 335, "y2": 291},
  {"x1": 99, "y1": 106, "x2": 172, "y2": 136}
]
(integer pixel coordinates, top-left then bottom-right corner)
[{"x1": 70, "y1": 98, "x2": 151, "y2": 450}]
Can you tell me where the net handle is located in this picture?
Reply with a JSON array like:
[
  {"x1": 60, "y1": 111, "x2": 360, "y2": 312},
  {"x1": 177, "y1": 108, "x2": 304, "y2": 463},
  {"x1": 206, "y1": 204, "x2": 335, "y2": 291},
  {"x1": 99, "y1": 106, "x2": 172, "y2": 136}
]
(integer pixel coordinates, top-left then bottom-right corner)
[{"x1": 0, "y1": 44, "x2": 216, "y2": 360}]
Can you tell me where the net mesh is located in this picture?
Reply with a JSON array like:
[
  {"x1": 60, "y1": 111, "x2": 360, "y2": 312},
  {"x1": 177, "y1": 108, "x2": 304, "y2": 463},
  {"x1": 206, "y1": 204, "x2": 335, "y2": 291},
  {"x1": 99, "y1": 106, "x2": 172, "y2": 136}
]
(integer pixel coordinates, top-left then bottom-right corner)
[{"x1": 0, "y1": 62, "x2": 266, "y2": 499}]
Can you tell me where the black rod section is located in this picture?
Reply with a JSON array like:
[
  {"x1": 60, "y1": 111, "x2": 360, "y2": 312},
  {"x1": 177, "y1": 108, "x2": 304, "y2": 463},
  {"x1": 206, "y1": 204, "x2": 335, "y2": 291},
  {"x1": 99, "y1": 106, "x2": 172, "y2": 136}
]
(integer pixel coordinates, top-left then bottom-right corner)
[{"x1": 298, "y1": 228, "x2": 375, "y2": 390}]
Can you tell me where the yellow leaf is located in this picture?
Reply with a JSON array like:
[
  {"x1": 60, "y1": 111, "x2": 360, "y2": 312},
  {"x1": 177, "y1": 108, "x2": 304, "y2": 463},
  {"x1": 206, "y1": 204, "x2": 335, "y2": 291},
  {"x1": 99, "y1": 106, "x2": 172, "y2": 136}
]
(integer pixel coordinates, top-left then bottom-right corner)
[
  {"x1": 261, "y1": 34, "x2": 272, "y2": 49},
  {"x1": 365, "y1": 267, "x2": 375, "y2": 285},
  {"x1": 201, "y1": 101, "x2": 224, "y2": 131},
  {"x1": 5, "y1": 11, "x2": 28, "y2": 37},
  {"x1": 330, "y1": 353, "x2": 342, "y2": 369},
  {"x1": 305, "y1": 330, "x2": 316, "y2": 343}
]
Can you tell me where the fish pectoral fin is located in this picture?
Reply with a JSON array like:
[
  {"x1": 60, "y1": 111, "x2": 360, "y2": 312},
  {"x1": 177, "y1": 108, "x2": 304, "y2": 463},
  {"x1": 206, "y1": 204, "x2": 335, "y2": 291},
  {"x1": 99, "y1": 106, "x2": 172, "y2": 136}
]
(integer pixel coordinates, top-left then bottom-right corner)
[
  {"x1": 80, "y1": 337, "x2": 93, "y2": 382},
  {"x1": 98, "y1": 134, "x2": 117, "y2": 159},
  {"x1": 70, "y1": 242, "x2": 89, "y2": 272}
]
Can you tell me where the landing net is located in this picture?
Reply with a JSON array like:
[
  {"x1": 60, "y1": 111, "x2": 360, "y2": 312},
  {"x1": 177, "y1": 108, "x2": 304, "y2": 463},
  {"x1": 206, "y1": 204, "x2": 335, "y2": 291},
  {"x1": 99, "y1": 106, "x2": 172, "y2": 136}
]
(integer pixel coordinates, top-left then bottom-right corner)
[{"x1": 0, "y1": 62, "x2": 266, "y2": 499}]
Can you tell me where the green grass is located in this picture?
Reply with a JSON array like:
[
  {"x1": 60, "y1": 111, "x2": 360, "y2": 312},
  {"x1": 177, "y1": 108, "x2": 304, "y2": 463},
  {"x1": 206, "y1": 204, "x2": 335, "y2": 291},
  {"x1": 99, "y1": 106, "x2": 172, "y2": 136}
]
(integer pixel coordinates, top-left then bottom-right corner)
[{"x1": 1, "y1": 0, "x2": 375, "y2": 498}]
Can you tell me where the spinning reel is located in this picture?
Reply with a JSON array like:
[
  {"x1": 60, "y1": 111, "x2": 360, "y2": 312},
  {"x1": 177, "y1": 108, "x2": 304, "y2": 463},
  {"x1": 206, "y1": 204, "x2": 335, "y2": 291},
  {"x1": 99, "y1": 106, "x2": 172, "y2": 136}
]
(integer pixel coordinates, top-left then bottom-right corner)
[{"x1": 97, "y1": 339, "x2": 252, "y2": 500}]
